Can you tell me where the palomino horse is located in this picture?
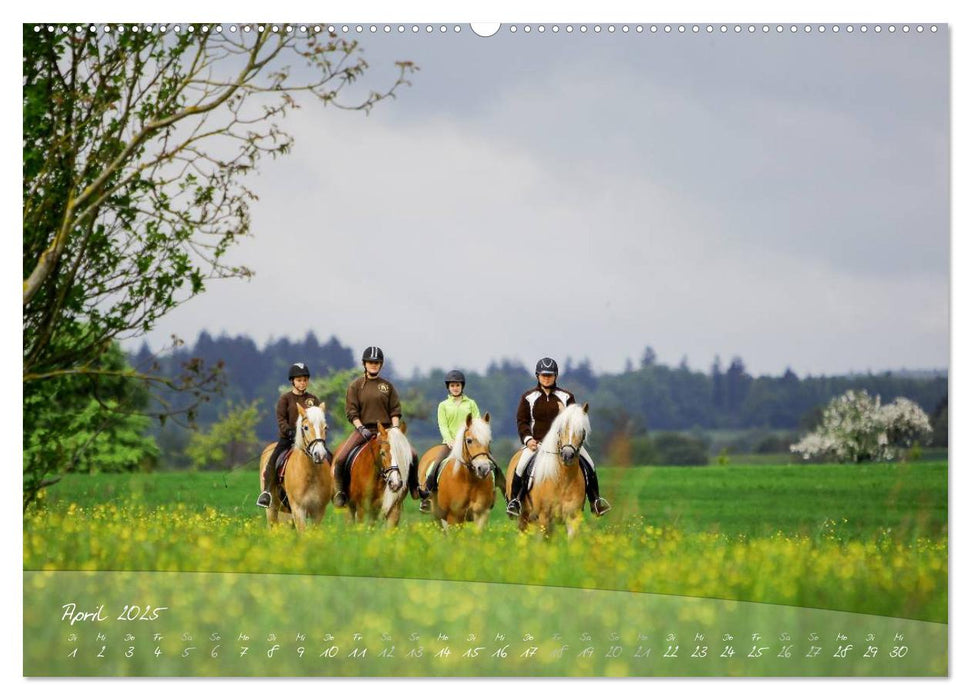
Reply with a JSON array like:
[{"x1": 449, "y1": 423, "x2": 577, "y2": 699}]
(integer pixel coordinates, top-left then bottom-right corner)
[
  {"x1": 339, "y1": 423, "x2": 414, "y2": 526},
  {"x1": 258, "y1": 403, "x2": 332, "y2": 532},
  {"x1": 505, "y1": 403, "x2": 590, "y2": 538},
  {"x1": 417, "y1": 413, "x2": 498, "y2": 530}
]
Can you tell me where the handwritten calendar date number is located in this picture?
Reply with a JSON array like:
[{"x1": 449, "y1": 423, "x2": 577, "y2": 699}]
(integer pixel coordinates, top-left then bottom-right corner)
[{"x1": 61, "y1": 603, "x2": 169, "y2": 625}]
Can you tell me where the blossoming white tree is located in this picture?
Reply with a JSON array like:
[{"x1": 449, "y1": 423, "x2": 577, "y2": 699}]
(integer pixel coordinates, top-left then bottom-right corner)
[{"x1": 790, "y1": 390, "x2": 932, "y2": 463}]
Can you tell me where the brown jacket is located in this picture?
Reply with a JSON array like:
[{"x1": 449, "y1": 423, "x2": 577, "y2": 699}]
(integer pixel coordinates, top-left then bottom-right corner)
[
  {"x1": 516, "y1": 385, "x2": 576, "y2": 445},
  {"x1": 276, "y1": 391, "x2": 322, "y2": 438},
  {"x1": 345, "y1": 374, "x2": 402, "y2": 428}
]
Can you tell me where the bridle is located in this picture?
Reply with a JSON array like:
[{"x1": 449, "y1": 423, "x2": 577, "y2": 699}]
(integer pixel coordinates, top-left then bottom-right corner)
[
  {"x1": 303, "y1": 437, "x2": 327, "y2": 461},
  {"x1": 457, "y1": 439, "x2": 498, "y2": 475},
  {"x1": 297, "y1": 419, "x2": 328, "y2": 463},
  {"x1": 371, "y1": 436, "x2": 401, "y2": 483},
  {"x1": 544, "y1": 429, "x2": 586, "y2": 463}
]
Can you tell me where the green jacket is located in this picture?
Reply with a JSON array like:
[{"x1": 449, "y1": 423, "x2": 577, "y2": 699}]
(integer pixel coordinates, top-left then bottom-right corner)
[{"x1": 437, "y1": 395, "x2": 480, "y2": 444}]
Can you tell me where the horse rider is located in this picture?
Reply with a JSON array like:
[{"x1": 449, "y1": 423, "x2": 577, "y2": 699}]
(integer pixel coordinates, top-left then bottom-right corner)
[
  {"x1": 331, "y1": 346, "x2": 417, "y2": 507},
  {"x1": 257, "y1": 362, "x2": 323, "y2": 508},
  {"x1": 418, "y1": 369, "x2": 481, "y2": 513},
  {"x1": 506, "y1": 357, "x2": 612, "y2": 518}
]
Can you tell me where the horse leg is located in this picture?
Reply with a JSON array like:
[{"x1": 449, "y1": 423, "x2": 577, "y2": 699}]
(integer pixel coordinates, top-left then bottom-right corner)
[
  {"x1": 386, "y1": 502, "x2": 402, "y2": 528},
  {"x1": 565, "y1": 511, "x2": 581, "y2": 540},
  {"x1": 291, "y1": 504, "x2": 307, "y2": 533},
  {"x1": 538, "y1": 511, "x2": 553, "y2": 539},
  {"x1": 473, "y1": 508, "x2": 489, "y2": 532}
]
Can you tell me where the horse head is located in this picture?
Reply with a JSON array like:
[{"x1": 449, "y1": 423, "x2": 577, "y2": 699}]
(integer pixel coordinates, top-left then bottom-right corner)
[
  {"x1": 462, "y1": 412, "x2": 495, "y2": 479},
  {"x1": 296, "y1": 403, "x2": 328, "y2": 464},
  {"x1": 557, "y1": 403, "x2": 590, "y2": 465},
  {"x1": 376, "y1": 424, "x2": 404, "y2": 492}
]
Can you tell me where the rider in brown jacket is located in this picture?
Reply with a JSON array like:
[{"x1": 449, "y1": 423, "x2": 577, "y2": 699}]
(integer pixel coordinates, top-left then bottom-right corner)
[
  {"x1": 256, "y1": 363, "x2": 323, "y2": 508},
  {"x1": 331, "y1": 346, "x2": 416, "y2": 506}
]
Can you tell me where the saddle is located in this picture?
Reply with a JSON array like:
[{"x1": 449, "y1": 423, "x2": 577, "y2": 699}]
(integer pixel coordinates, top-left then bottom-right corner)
[
  {"x1": 334, "y1": 440, "x2": 369, "y2": 487},
  {"x1": 274, "y1": 448, "x2": 294, "y2": 483},
  {"x1": 426, "y1": 459, "x2": 444, "y2": 493}
]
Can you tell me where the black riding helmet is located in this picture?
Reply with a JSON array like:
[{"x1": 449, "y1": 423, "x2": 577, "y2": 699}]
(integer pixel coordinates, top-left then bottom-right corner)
[
  {"x1": 288, "y1": 362, "x2": 311, "y2": 380},
  {"x1": 535, "y1": 357, "x2": 559, "y2": 376},
  {"x1": 362, "y1": 346, "x2": 384, "y2": 364},
  {"x1": 444, "y1": 370, "x2": 466, "y2": 387}
]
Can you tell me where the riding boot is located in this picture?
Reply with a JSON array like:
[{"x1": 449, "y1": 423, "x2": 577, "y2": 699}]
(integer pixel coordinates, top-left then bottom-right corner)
[
  {"x1": 580, "y1": 458, "x2": 611, "y2": 516},
  {"x1": 332, "y1": 462, "x2": 348, "y2": 508},
  {"x1": 506, "y1": 472, "x2": 524, "y2": 517},
  {"x1": 257, "y1": 453, "x2": 274, "y2": 506}
]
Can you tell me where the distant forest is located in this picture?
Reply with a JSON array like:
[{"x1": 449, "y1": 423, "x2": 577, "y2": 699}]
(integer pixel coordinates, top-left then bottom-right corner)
[{"x1": 131, "y1": 332, "x2": 948, "y2": 466}]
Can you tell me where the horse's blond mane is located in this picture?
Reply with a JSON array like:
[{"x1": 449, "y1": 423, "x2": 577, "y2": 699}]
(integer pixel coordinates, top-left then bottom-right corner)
[
  {"x1": 379, "y1": 427, "x2": 414, "y2": 516},
  {"x1": 447, "y1": 417, "x2": 493, "y2": 463},
  {"x1": 532, "y1": 404, "x2": 591, "y2": 485},
  {"x1": 294, "y1": 405, "x2": 327, "y2": 450},
  {"x1": 386, "y1": 427, "x2": 413, "y2": 482}
]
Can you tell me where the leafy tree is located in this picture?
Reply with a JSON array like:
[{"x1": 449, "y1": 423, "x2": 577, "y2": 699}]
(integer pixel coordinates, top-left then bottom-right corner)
[
  {"x1": 23, "y1": 24, "x2": 412, "y2": 505},
  {"x1": 23, "y1": 341, "x2": 158, "y2": 510},
  {"x1": 186, "y1": 400, "x2": 262, "y2": 471},
  {"x1": 24, "y1": 25, "x2": 412, "y2": 381},
  {"x1": 790, "y1": 390, "x2": 932, "y2": 463}
]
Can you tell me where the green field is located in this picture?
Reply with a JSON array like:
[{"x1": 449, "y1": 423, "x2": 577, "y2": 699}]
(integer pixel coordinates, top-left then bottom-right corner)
[{"x1": 24, "y1": 462, "x2": 947, "y2": 623}]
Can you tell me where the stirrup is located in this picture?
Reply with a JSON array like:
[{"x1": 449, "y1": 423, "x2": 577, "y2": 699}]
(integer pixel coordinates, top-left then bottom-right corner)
[
  {"x1": 506, "y1": 498, "x2": 522, "y2": 517},
  {"x1": 419, "y1": 497, "x2": 432, "y2": 514},
  {"x1": 256, "y1": 491, "x2": 271, "y2": 508},
  {"x1": 332, "y1": 490, "x2": 348, "y2": 508},
  {"x1": 592, "y1": 497, "x2": 612, "y2": 516}
]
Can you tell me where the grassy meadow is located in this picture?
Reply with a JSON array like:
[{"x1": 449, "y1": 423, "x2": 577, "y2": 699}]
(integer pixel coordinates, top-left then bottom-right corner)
[{"x1": 23, "y1": 461, "x2": 948, "y2": 623}]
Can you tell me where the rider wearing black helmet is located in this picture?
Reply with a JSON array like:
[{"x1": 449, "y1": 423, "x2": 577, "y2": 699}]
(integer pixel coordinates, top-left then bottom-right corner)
[
  {"x1": 506, "y1": 357, "x2": 611, "y2": 517},
  {"x1": 331, "y1": 347, "x2": 414, "y2": 507},
  {"x1": 256, "y1": 362, "x2": 323, "y2": 508},
  {"x1": 417, "y1": 369, "x2": 481, "y2": 513}
]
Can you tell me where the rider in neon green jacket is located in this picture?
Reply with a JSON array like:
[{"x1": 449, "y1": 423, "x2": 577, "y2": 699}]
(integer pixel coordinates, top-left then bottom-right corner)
[
  {"x1": 438, "y1": 394, "x2": 480, "y2": 445},
  {"x1": 419, "y1": 370, "x2": 480, "y2": 512}
]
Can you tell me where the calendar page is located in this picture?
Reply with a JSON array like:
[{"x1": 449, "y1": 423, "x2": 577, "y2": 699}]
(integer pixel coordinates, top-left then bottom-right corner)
[{"x1": 21, "y1": 11, "x2": 949, "y2": 681}]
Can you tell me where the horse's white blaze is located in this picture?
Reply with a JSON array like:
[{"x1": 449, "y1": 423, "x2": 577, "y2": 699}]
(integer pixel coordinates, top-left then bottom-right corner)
[{"x1": 532, "y1": 404, "x2": 591, "y2": 486}]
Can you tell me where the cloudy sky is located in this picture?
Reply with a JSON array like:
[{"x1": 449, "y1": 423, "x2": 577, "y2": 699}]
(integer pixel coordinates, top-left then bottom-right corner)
[{"x1": 133, "y1": 22, "x2": 949, "y2": 378}]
